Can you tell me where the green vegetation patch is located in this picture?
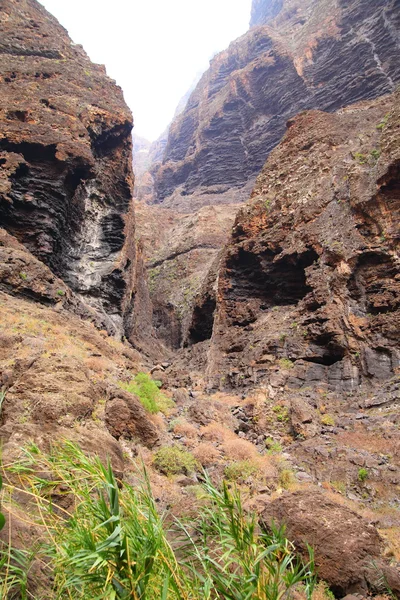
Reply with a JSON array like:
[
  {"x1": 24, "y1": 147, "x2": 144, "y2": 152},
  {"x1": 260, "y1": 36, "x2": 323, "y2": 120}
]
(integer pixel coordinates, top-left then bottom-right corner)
[
  {"x1": 0, "y1": 443, "x2": 317, "y2": 599},
  {"x1": 153, "y1": 445, "x2": 198, "y2": 475},
  {"x1": 320, "y1": 414, "x2": 335, "y2": 427},
  {"x1": 119, "y1": 372, "x2": 174, "y2": 414},
  {"x1": 272, "y1": 404, "x2": 289, "y2": 423},
  {"x1": 224, "y1": 459, "x2": 258, "y2": 483},
  {"x1": 358, "y1": 467, "x2": 369, "y2": 482}
]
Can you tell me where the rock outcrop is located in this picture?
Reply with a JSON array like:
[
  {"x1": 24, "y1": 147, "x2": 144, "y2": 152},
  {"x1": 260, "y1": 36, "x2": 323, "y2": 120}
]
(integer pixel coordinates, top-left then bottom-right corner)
[
  {"x1": 0, "y1": 0, "x2": 135, "y2": 335},
  {"x1": 260, "y1": 488, "x2": 400, "y2": 596},
  {"x1": 0, "y1": 0, "x2": 165, "y2": 464},
  {"x1": 135, "y1": 200, "x2": 239, "y2": 348},
  {"x1": 207, "y1": 90, "x2": 399, "y2": 391},
  {"x1": 137, "y1": 0, "x2": 400, "y2": 349},
  {"x1": 152, "y1": 0, "x2": 400, "y2": 211}
]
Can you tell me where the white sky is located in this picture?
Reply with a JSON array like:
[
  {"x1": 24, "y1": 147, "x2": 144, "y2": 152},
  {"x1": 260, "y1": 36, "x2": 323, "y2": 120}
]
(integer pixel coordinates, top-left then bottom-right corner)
[{"x1": 39, "y1": 0, "x2": 252, "y2": 141}]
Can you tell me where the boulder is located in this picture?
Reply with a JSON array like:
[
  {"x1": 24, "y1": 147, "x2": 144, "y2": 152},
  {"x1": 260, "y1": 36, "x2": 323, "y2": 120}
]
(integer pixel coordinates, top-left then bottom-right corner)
[{"x1": 260, "y1": 488, "x2": 400, "y2": 596}]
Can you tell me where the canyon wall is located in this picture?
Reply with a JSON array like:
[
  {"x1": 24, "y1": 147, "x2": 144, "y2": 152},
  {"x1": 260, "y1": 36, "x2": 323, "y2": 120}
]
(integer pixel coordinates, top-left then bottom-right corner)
[
  {"x1": 206, "y1": 91, "x2": 399, "y2": 393},
  {"x1": 0, "y1": 0, "x2": 162, "y2": 504},
  {"x1": 152, "y1": 0, "x2": 400, "y2": 212},
  {"x1": 137, "y1": 0, "x2": 400, "y2": 350},
  {"x1": 0, "y1": 0, "x2": 136, "y2": 336}
]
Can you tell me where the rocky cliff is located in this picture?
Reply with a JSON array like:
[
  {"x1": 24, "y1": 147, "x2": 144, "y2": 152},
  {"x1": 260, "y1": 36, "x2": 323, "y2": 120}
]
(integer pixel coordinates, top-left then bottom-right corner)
[
  {"x1": 151, "y1": 0, "x2": 400, "y2": 212},
  {"x1": 206, "y1": 90, "x2": 399, "y2": 393},
  {"x1": 0, "y1": 0, "x2": 136, "y2": 336},
  {"x1": 1, "y1": 1, "x2": 400, "y2": 594},
  {"x1": 0, "y1": 0, "x2": 164, "y2": 471},
  {"x1": 137, "y1": 0, "x2": 400, "y2": 350}
]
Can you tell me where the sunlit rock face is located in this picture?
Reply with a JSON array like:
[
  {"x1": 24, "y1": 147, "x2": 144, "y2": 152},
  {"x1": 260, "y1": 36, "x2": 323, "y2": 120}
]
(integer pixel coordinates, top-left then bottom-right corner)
[
  {"x1": 207, "y1": 91, "x2": 400, "y2": 392},
  {"x1": 0, "y1": 0, "x2": 135, "y2": 334},
  {"x1": 152, "y1": 0, "x2": 400, "y2": 211}
]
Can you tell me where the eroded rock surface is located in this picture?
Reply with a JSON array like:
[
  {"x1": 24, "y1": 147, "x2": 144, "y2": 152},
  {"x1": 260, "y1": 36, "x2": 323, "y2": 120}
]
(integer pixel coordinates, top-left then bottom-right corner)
[
  {"x1": 152, "y1": 0, "x2": 400, "y2": 210},
  {"x1": 207, "y1": 91, "x2": 400, "y2": 392},
  {"x1": 0, "y1": 292, "x2": 159, "y2": 466},
  {"x1": 0, "y1": 0, "x2": 135, "y2": 334},
  {"x1": 135, "y1": 200, "x2": 240, "y2": 348},
  {"x1": 139, "y1": 0, "x2": 400, "y2": 348},
  {"x1": 259, "y1": 488, "x2": 400, "y2": 596}
]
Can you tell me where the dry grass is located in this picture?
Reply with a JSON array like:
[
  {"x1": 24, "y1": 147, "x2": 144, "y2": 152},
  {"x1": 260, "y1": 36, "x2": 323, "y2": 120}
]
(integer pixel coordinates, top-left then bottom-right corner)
[
  {"x1": 200, "y1": 422, "x2": 236, "y2": 442},
  {"x1": 379, "y1": 526, "x2": 400, "y2": 561},
  {"x1": 148, "y1": 412, "x2": 167, "y2": 431},
  {"x1": 171, "y1": 419, "x2": 198, "y2": 439},
  {"x1": 193, "y1": 443, "x2": 221, "y2": 467},
  {"x1": 85, "y1": 356, "x2": 110, "y2": 373},
  {"x1": 336, "y1": 429, "x2": 400, "y2": 458},
  {"x1": 294, "y1": 581, "x2": 334, "y2": 600},
  {"x1": 221, "y1": 438, "x2": 258, "y2": 461}
]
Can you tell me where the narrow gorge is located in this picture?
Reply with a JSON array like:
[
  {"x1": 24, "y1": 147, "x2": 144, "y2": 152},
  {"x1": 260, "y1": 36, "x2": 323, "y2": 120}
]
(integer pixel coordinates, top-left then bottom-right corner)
[{"x1": 0, "y1": 0, "x2": 400, "y2": 598}]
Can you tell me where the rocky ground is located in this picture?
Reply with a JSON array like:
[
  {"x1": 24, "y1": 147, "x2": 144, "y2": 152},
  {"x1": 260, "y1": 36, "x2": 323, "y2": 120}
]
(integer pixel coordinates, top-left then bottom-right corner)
[{"x1": 0, "y1": 0, "x2": 399, "y2": 598}]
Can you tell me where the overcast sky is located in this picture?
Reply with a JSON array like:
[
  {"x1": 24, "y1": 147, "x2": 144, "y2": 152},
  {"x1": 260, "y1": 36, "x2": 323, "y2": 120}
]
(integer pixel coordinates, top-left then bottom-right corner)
[{"x1": 39, "y1": 0, "x2": 252, "y2": 141}]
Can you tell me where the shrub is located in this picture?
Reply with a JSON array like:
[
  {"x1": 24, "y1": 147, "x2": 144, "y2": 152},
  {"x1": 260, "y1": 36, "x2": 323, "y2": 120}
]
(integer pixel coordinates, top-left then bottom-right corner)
[
  {"x1": 200, "y1": 422, "x2": 233, "y2": 442},
  {"x1": 265, "y1": 437, "x2": 283, "y2": 454},
  {"x1": 193, "y1": 443, "x2": 221, "y2": 467},
  {"x1": 170, "y1": 418, "x2": 198, "y2": 439},
  {"x1": 330, "y1": 480, "x2": 346, "y2": 495},
  {"x1": 0, "y1": 443, "x2": 317, "y2": 599},
  {"x1": 279, "y1": 358, "x2": 294, "y2": 370},
  {"x1": 273, "y1": 404, "x2": 289, "y2": 422},
  {"x1": 221, "y1": 438, "x2": 258, "y2": 461},
  {"x1": 358, "y1": 467, "x2": 369, "y2": 482},
  {"x1": 320, "y1": 414, "x2": 335, "y2": 426},
  {"x1": 85, "y1": 356, "x2": 109, "y2": 372},
  {"x1": 370, "y1": 149, "x2": 380, "y2": 161},
  {"x1": 153, "y1": 445, "x2": 198, "y2": 475},
  {"x1": 279, "y1": 468, "x2": 295, "y2": 489},
  {"x1": 224, "y1": 459, "x2": 258, "y2": 483},
  {"x1": 119, "y1": 372, "x2": 174, "y2": 414},
  {"x1": 353, "y1": 152, "x2": 367, "y2": 164}
]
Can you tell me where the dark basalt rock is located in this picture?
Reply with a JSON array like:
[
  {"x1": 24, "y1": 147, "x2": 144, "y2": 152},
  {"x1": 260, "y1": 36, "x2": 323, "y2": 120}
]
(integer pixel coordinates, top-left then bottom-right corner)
[
  {"x1": 207, "y1": 91, "x2": 400, "y2": 391},
  {"x1": 152, "y1": 0, "x2": 400, "y2": 210},
  {"x1": 0, "y1": 0, "x2": 135, "y2": 335}
]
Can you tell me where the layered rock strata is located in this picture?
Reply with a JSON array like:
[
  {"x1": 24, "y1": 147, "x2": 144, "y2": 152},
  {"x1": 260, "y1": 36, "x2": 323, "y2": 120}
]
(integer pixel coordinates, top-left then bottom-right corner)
[
  {"x1": 135, "y1": 200, "x2": 240, "y2": 348},
  {"x1": 0, "y1": 0, "x2": 135, "y2": 335},
  {"x1": 137, "y1": 0, "x2": 400, "y2": 348},
  {"x1": 152, "y1": 0, "x2": 400, "y2": 211},
  {"x1": 206, "y1": 91, "x2": 399, "y2": 391}
]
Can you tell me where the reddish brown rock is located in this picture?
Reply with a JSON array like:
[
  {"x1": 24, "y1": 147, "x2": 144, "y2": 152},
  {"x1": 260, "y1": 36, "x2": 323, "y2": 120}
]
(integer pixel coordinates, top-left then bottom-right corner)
[
  {"x1": 105, "y1": 387, "x2": 159, "y2": 447},
  {"x1": 153, "y1": 0, "x2": 400, "y2": 210},
  {"x1": 0, "y1": 0, "x2": 135, "y2": 336},
  {"x1": 289, "y1": 397, "x2": 319, "y2": 438},
  {"x1": 260, "y1": 488, "x2": 400, "y2": 596},
  {"x1": 135, "y1": 199, "x2": 239, "y2": 348},
  {"x1": 207, "y1": 91, "x2": 400, "y2": 391},
  {"x1": 142, "y1": 0, "x2": 400, "y2": 352}
]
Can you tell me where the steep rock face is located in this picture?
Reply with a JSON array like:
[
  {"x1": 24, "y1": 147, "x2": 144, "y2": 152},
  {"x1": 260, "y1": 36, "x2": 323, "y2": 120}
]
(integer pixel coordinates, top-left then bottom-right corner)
[
  {"x1": 135, "y1": 200, "x2": 239, "y2": 348},
  {"x1": 207, "y1": 91, "x2": 400, "y2": 391},
  {"x1": 139, "y1": 0, "x2": 400, "y2": 347},
  {"x1": 152, "y1": 0, "x2": 400, "y2": 211},
  {"x1": 0, "y1": 0, "x2": 135, "y2": 334}
]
